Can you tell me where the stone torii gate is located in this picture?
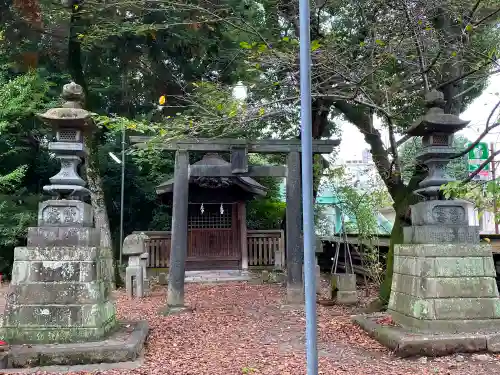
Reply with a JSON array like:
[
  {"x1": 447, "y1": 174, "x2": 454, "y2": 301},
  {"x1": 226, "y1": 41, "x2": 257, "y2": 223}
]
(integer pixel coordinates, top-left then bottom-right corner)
[{"x1": 130, "y1": 137, "x2": 339, "y2": 308}]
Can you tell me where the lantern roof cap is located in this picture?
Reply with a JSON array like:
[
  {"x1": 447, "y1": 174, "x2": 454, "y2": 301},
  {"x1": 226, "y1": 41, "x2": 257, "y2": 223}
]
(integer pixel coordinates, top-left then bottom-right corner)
[
  {"x1": 38, "y1": 82, "x2": 92, "y2": 129},
  {"x1": 406, "y1": 90, "x2": 469, "y2": 137}
]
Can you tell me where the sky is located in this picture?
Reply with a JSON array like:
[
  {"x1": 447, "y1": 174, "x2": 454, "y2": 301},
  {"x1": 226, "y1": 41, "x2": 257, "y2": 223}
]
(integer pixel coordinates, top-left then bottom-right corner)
[{"x1": 337, "y1": 74, "x2": 500, "y2": 161}]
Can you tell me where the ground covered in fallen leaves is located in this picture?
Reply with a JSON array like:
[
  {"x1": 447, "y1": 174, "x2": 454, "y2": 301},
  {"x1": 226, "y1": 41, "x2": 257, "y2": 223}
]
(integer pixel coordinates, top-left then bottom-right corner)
[{"x1": 21, "y1": 282, "x2": 500, "y2": 374}]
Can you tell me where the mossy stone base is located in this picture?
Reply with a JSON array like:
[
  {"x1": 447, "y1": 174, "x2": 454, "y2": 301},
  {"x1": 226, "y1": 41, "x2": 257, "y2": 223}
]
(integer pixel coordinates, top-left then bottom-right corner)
[
  {"x1": 0, "y1": 244, "x2": 117, "y2": 344},
  {"x1": 353, "y1": 313, "x2": 500, "y2": 357},
  {"x1": 6, "y1": 321, "x2": 148, "y2": 368},
  {"x1": 0, "y1": 314, "x2": 117, "y2": 344}
]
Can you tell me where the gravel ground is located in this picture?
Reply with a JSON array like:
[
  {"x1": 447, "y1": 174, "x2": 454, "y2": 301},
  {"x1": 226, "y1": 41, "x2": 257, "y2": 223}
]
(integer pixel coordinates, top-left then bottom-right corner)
[{"x1": 4, "y1": 281, "x2": 500, "y2": 375}]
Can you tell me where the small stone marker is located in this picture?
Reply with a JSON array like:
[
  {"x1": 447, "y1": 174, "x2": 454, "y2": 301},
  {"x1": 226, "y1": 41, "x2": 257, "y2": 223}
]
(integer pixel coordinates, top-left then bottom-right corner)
[
  {"x1": 331, "y1": 274, "x2": 357, "y2": 305},
  {"x1": 261, "y1": 270, "x2": 270, "y2": 283},
  {"x1": 123, "y1": 232, "x2": 150, "y2": 298},
  {"x1": 158, "y1": 272, "x2": 168, "y2": 285}
]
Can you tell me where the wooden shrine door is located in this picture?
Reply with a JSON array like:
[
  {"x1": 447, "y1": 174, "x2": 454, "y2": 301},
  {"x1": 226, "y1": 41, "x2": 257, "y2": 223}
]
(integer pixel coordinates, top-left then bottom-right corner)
[{"x1": 186, "y1": 203, "x2": 240, "y2": 270}]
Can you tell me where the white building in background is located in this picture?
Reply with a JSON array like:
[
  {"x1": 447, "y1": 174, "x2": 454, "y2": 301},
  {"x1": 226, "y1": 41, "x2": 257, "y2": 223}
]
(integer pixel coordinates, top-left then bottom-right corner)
[{"x1": 337, "y1": 149, "x2": 379, "y2": 190}]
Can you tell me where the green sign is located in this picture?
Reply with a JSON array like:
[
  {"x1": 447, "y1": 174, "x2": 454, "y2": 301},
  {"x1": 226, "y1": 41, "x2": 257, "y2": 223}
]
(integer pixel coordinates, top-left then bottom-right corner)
[
  {"x1": 467, "y1": 142, "x2": 488, "y2": 160},
  {"x1": 467, "y1": 142, "x2": 490, "y2": 175}
]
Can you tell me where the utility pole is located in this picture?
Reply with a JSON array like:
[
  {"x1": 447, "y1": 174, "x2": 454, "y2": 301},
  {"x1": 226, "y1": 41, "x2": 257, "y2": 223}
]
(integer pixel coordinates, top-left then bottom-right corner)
[
  {"x1": 298, "y1": 0, "x2": 318, "y2": 373},
  {"x1": 119, "y1": 122, "x2": 125, "y2": 265},
  {"x1": 491, "y1": 143, "x2": 498, "y2": 234}
]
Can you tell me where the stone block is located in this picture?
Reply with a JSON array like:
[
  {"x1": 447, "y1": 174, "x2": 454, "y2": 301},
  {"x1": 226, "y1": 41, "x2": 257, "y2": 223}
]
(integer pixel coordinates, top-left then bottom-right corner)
[
  {"x1": 486, "y1": 333, "x2": 500, "y2": 352},
  {"x1": 391, "y1": 274, "x2": 498, "y2": 298},
  {"x1": 403, "y1": 225, "x2": 479, "y2": 244},
  {"x1": 38, "y1": 200, "x2": 93, "y2": 227},
  {"x1": 286, "y1": 284, "x2": 304, "y2": 305},
  {"x1": 410, "y1": 200, "x2": 471, "y2": 226},
  {"x1": 332, "y1": 274, "x2": 357, "y2": 305},
  {"x1": 2, "y1": 301, "x2": 115, "y2": 329},
  {"x1": 337, "y1": 291, "x2": 357, "y2": 305},
  {"x1": 30, "y1": 261, "x2": 81, "y2": 282},
  {"x1": 0, "y1": 318, "x2": 117, "y2": 344},
  {"x1": 139, "y1": 252, "x2": 148, "y2": 281},
  {"x1": 48, "y1": 141, "x2": 86, "y2": 156},
  {"x1": 3, "y1": 305, "x2": 83, "y2": 327},
  {"x1": 352, "y1": 313, "x2": 495, "y2": 357},
  {"x1": 79, "y1": 262, "x2": 97, "y2": 282},
  {"x1": 388, "y1": 291, "x2": 435, "y2": 320},
  {"x1": 1, "y1": 241, "x2": 117, "y2": 344},
  {"x1": 389, "y1": 310, "x2": 500, "y2": 334},
  {"x1": 27, "y1": 227, "x2": 100, "y2": 247},
  {"x1": 126, "y1": 266, "x2": 143, "y2": 298},
  {"x1": 394, "y1": 243, "x2": 493, "y2": 258},
  {"x1": 393, "y1": 256, "x2": 434, "y2": 277},
  {"x1": 123, "y1": 233, "x2": 149, "y2": 256},
  {"x1": 433, "y1": 298, "x2": 500, "y2": 320},
  {"x1": 433, "y1": 257, "x2": 486, "y2": 277},
  {"x1": 315, "y1": 264, "x2": 321, "y2": 293},
  {"x1": 332, "y1": 273, "x2": 356, "y2": 291},
  {"x1": 274, "y1": 272, "x2": 286, "y2": 283},
  {"x1": 484, "y1": 257, "x2": 497, "y2": 277},
  {"x1": 315, "y1": 237, "x2": 323, "y2": 253},
  {"x1": 13, "y1": 246, "x2": 99, "y2": 262},
  {"x1": 261, "y1": 270, "x2": 270, "y2": 283},
  {"x1": 393, "y1": 255, "x2": 490, "y2": 278},
  {"x1": 6, "y1": 321, "x2": 148, "y2": 367},
  {"x1": 6, "y1": 282, "x2": 107, "y2": 305}
]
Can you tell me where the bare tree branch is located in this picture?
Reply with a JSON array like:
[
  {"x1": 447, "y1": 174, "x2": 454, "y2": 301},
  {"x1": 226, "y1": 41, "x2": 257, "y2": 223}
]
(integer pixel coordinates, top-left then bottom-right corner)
[
  {"x1": 402, "y1": 0, "x2": 429, "y2": 92},
  {"x1": 473, "y1": 7, "x2": 500, "y2": 26},
  {"x1": 451, "y1": 99, "x2": 500, "y2": 159},
  {"x1": 464, "y1": 149, "x2": 500, "y2": 183}
]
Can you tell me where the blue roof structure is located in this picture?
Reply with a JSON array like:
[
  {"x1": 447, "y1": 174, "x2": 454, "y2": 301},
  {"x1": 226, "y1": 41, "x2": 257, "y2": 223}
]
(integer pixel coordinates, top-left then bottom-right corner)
[{"x1": 278, "y1": 179, "x2": 393, "y2": 235}]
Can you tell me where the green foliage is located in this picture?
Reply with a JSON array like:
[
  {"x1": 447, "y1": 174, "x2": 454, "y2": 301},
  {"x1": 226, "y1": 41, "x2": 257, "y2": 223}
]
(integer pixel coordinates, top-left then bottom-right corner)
[
  {"x1": 246, "y1": 200, "x2": 285, "y2": 230},
  {"x1": 442, "y1": 180, "x2": 500, "y2": 222},
  {"x1": 245, "y1": 154, "x2": 285, "y2": 230},
  {"x1": 0, "y1": 71, "x2": 55, "y2": 131},
  {"x1": 320, "y1": 166, "x2": 387, "y2": 283},
  {"x1": 0, "y1": 69, "x2": 57, "y2": 276}
]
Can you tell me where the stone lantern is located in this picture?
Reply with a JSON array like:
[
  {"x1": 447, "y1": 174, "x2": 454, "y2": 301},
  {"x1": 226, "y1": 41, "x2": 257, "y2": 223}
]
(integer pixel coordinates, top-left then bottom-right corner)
[
  {"x1": 405, "y1": 90, "x2": 469, "y2": 200},
  {"x1": 384, "y1": 90, "x2": 500, "y2": 337},
  {"x1": 36, "y1": 82, "x2": 94, "y2": 228},
  {"x1": 0, "y1": 82, "x2": 117, "y2": 346},
  {"x1": 403, "y1": 90, "x2": 477, "y2": 244},
  {"x1": 38, "y1": 82, "x2": 92, "y2": 200}
]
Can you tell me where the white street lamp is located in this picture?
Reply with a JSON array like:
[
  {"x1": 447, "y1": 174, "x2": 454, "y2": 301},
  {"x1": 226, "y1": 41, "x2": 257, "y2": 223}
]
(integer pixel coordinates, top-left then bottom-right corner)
[
  {"x1": 108, "y1": 151, "x2": 121, "y2": 164},
  {"x1": 108, "y1": 123, "x2": 126, "y2": 267}
]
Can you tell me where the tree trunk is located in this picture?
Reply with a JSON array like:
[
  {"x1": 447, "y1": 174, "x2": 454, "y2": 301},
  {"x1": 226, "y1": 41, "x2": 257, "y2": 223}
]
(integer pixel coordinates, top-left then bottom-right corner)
[
  {"x1": 379, "y1": 166, "x2": 425, "y2": 304},
  {"x1": 84, "y1": 135, "x2": 113, "y2": 248},
  {"x1": 67, "y1": 1, "x2": 115, "y2": 273}
]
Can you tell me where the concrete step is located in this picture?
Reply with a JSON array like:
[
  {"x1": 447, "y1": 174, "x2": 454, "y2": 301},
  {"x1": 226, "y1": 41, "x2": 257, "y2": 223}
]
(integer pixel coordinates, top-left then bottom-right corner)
[{"x1": 184, "y1": 270, "x2": 251, "y2": 283}]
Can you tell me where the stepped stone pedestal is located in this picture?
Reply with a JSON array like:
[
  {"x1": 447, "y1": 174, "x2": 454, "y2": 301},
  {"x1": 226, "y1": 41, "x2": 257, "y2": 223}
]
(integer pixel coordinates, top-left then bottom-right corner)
[
  {"x1": 354, "y1": 199, "x2": 500, "y2": 357},
  {"x1": 389, "y1": 242, "x2": 500, "y2": 333},
  {"x1": 389, "y1": 199, "x2": 500, "y2": 333},
  {"x1": 1, "y1": 200, "x2": 116, "y2": 344}
]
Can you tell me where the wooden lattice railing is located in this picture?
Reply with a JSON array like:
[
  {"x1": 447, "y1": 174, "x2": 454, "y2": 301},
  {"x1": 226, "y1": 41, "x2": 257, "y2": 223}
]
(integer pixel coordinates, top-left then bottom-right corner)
[
  {"x1": 247, "y1": 230, "x2": 285, "y2": 268},
  {"x1": 134, "y1": 229, "x2": 284, "y2": 269}
]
